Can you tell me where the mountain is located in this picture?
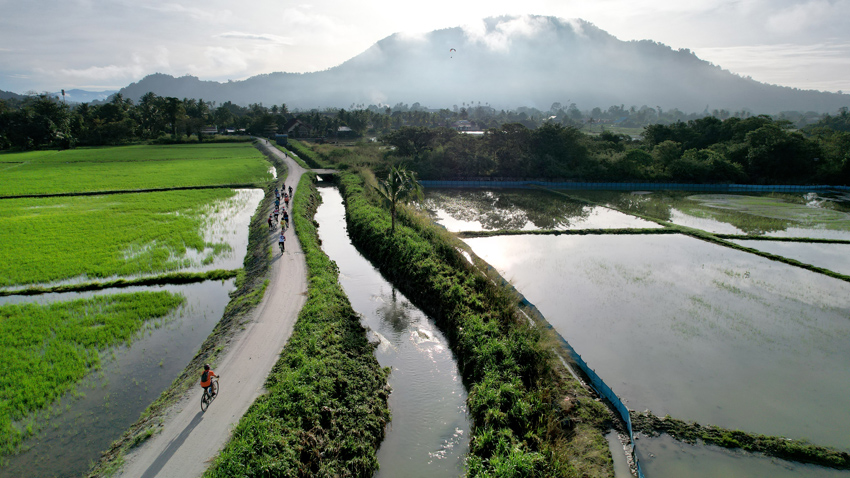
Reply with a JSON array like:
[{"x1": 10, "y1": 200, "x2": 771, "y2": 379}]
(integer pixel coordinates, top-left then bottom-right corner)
[
  {"x1": 119, "y1": 15, "x2": 850, "y2": 114},
  {"x1": 0, "y1": 89, "x2": 26, "y2": 101}
]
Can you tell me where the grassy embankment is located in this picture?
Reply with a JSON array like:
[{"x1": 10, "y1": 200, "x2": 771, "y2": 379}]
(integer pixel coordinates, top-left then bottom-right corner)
[
  {"x1": 0, "y1": 292, "x2": 185, "y2": 457},
  {"x1": 338, "y1": 170, "x2": 613, "y2": 477},
  {"x1": 0, "y1": 143, "x2": 271, "y2": 197},
  {"x1": 0, "y1": 189, "x2": 243, "y2": 287},
  {"x1": 271, "y1": 144, "x2": 310, "y2": 169},
  {"x1": 631, "y1": 412, "x2": 850, "y2": 469},
  {"x1": 204, "y1": 173, "x2": 391, "y2": 477}
]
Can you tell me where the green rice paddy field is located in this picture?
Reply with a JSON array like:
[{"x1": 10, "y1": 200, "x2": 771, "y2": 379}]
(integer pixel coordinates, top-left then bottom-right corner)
[
  {"x1": 0, "y1": 143, "x2": 274, "y2": 461},
  {"x1": 0, "y1": 292, "x2": 184, "y2": 455},
  {"x1": 0, "y1": 189, "x2": 239, "y2": 287},
  {"x1": 0, "y1": 143, "x2": 272, "y2": 196}
]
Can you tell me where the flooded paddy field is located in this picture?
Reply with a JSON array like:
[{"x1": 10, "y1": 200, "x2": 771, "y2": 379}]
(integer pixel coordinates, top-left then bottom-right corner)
[
  {"x1": 0, "y1": 188, "x2": 262, "y2": 291},
  {"x1": 571, "y1": 190, "x2": 850, "y2": 239},
  {"x1": 423, "y1": 188, "x2": 658, "y2": 232},
  {"x1": 0, "y1": 280, "x2": 234, "y2": 478},
  {"x1": 464, "y1": 233, "x2": 850, "y2": 451},
  {"x1": 316, "y1": 186, "x2": 469, "y2": 477},
  {"x1": 636, "y1": 434, "x2": 849, "y2": 478}
]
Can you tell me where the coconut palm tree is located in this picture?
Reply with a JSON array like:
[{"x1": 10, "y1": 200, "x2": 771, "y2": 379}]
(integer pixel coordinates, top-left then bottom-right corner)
[{"x1": 377, "y1": 165, "x2": 422, "y2": 235}]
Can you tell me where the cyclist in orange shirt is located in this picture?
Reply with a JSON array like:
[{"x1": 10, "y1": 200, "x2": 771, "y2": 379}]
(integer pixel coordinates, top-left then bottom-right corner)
[{"x1": 200, "y1": 364, "x2": 217, "y2": 397}]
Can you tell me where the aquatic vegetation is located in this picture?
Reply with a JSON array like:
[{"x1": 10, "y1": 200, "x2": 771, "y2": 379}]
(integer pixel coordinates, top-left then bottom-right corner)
[
  {"x1": 207, "y1": 174, "x2": 390, "y2": 477},
  {"x1": 0, "y1": 143, "x2": 272, "y2": 197},
  {"x1": 0, "y1": 189, "x2": 240, "y2": 287},
  {"x1": 0, "y1": 292, "x2": 184, "y2": 455}
]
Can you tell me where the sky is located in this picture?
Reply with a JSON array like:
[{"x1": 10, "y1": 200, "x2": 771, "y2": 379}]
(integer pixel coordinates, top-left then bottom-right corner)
[{"x1": 1, "y1": 0, "x2": 849, "y2": 95}]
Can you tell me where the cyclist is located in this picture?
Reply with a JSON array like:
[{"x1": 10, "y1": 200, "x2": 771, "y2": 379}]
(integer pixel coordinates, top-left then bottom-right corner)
[
  {"x1": 279, "y1": 231, "x2": 286, "y2": 252},
  {"x1": 282, "y1": 210, "x2": 289, "y2": 227},
  {"x1": 200, "y1": 364, "x2": 217, "y2": 397}
]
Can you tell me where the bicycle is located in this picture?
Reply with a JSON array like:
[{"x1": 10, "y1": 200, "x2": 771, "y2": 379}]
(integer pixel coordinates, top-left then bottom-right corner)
[{"x1": 200, "y1": 376, "x2": 220, "y2": 412}]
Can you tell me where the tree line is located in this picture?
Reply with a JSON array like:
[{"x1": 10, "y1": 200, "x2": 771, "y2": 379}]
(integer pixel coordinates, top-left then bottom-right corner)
[{"x1": 382, "y1": 110, "x2": 850, "y2": 185}]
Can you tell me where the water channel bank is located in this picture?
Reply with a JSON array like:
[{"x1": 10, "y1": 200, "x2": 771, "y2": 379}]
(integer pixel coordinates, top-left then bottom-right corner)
[
  {"x1": 315, "y1": 185, "x2": 469, "y2": 476},
  {"x1": 337, "y1": 171, "x2": 615, "y2": 476}
]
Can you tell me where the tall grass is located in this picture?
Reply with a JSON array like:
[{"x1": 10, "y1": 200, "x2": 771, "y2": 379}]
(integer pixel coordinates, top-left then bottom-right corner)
[
  {"x1": 205, "y1": 174, "x2": 391, "y2": 477},
  {"x1": 0, "y1": 291, "x2": 184, "y2": 456},
  {"x1": 338, "y1": 170, "x2": 613, "y2": 477}
]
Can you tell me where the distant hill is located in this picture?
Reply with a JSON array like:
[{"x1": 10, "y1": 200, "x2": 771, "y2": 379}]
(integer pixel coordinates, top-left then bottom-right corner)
[
  {"x1": 0, "y1": 89, "x2": 25, "y2": 101},
  {"x1": 119, "y1": 15, "x2": 850, "y2": 114}
]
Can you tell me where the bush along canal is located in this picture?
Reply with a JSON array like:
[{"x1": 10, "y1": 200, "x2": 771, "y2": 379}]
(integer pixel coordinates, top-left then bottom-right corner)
[
  {"x1": 338, "y1": 170, "x2": 615, "y2": 477},
  {"x1": 315, "y1": 184, "x2": 470, "y2": 476},
  {"x1": 0, "y1": 280, "x2": 235, "y2": 477},
  {"x1": 204, "y1": 174, "x2": 391, "y2": 477}
]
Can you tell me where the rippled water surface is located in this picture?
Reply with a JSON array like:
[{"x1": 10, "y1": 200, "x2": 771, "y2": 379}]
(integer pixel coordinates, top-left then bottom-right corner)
[{"x1": 316, "y1": 186, "x2": 469, "y2": 477}]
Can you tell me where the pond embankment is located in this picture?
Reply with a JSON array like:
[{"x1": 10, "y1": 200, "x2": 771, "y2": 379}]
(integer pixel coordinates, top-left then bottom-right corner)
[{"x1": 337, "y1": 170, "x2": 615, "y2": 477}]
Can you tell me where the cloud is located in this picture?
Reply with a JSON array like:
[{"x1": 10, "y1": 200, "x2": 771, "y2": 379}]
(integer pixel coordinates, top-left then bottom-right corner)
[
  {"x1": 216, "y1": 31, "x2": 294, "y2": 45},
  {"x1": 462, "y1": 15, "x2": 551, "y2": 51}
]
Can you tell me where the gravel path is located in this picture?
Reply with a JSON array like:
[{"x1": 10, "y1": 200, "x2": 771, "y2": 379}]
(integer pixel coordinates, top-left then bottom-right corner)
[{"x1": 117, "y1": 140, "x2": 308, "y2": 478}]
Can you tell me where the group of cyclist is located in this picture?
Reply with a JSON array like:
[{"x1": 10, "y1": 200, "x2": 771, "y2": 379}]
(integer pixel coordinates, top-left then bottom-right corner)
[{"x1": 269, "y1": 184, "x2": 293, "y2": 253}]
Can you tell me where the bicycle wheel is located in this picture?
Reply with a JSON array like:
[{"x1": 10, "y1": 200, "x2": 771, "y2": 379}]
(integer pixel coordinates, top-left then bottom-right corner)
[{"x1": 201, "y1": 392, "x2": 210, "y2": 412}]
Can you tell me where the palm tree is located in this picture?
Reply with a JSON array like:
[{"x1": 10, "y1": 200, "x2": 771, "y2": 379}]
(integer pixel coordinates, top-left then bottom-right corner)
[{"x1": 376, "y1": 166, "x2": 423, "y2": 235}]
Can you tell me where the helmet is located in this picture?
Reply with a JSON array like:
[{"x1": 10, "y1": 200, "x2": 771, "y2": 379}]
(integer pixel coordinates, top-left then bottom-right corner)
[{"x1": 204, "y1": 364, "x2": 210, "y2": 370}]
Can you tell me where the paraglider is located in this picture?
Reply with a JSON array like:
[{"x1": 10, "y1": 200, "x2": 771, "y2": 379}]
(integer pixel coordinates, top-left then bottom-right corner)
[{"x1": 450, "y1": 48, "x2": 456, "y2": 58}]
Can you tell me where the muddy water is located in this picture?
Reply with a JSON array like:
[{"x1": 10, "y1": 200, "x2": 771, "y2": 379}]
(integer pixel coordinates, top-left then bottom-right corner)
[
  {"x1": 465, "y1": 234, "x2": 850, "y2": 451},
  {"x1": 169, "y1": 188, "x2": 263, "y2": 272},
  {"x1": 315, "y1": 187, "x2": 469, "y2": 477},
  {"x1": 424, "y1": 188, "x2": 658, "y2": 232},
  {"x1": 0, "y1": 280, "x2": 234, "y2": 478},
  {"x1": 636, "y1": 434, "x2": 849, "y2": 478}
]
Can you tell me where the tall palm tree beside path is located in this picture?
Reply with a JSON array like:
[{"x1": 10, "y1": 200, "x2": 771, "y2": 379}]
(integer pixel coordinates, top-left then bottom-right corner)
[{"x1": 377, "y1": 165, "x2": 423, "y2": 234}]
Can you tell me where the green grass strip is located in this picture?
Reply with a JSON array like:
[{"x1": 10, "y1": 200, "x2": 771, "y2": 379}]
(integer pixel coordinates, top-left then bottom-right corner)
[
  {"x1": 272, "y1": 144, "x2": 310, "y2": 169},
  {"x1": 458, "y1": 228, "x2": 678, "y2": 238},
  {"x1": 0, "y1": 269, "x2": 238, "y2": 297},
  {"x1": 631, "y1": 412, "x2": 850, "y2": 469},
  {"x1": 285, "y1": 140, "x2": 328, "y2": 169},
  {"x1": 0, "y1": 291, "x2": 184, "y2": 456},
  {"x1": 205, "y1": 173, "x2": 390, "y2": 477},
  {"x1": 339, "y1": 170, "x2": 614, "y2": 477},
  {"x1": 713, "y1": 234, "x2": 850, "y2": 244}
]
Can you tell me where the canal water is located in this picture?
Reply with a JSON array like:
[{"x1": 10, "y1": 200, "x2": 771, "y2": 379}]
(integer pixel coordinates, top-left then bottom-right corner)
[
  {"x1": 0, "y1": 280, "x2": 235, "y2": 478},
  {"x1": 315, "y1": 186, "x2": 470, "y2": 477}
]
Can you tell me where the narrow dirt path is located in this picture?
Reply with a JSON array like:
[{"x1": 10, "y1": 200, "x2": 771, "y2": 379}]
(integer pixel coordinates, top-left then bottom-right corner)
[{"x1": 117, "y1": 140, "x2": 308, "y2": 478}]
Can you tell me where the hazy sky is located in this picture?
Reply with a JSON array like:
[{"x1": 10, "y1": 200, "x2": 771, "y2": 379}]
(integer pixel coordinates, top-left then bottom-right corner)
[{"x1": 1, "y1": 0, "x2": 848, "y2": 94}]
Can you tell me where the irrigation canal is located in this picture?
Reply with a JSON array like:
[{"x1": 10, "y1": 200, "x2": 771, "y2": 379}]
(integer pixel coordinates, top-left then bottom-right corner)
[{"x1": 315, "y1": 184, "x2": 470, "y2": 476}]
